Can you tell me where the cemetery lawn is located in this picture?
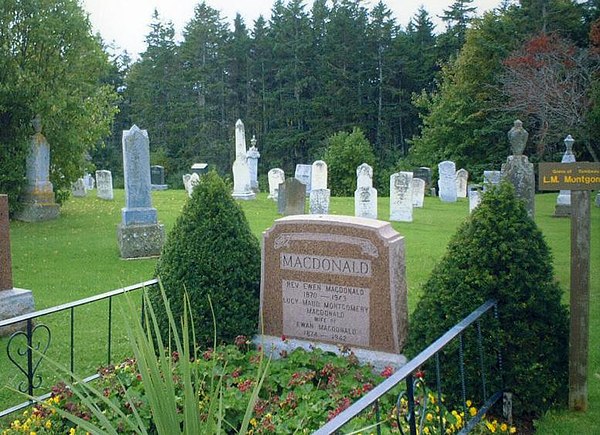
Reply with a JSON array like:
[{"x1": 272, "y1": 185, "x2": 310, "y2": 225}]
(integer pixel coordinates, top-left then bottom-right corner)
[{"x1": 2, "y1": 189, "x2": 598, "y2": 432}]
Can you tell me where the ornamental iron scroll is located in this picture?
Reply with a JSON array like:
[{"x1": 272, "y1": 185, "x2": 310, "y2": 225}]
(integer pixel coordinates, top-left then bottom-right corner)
[
  {"x1": 274, "y1": 233, "x2": 379, "y2": 258},
  {"x1": 7, "y1": 322, "x2": 51, "y2": 395}
]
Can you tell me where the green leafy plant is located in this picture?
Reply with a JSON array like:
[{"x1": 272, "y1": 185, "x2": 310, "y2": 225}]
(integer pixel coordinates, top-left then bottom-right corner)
[
  {"x1": 323, "y1": 127, "x2": 377, "y2": 197},
  {"x1": 407, "y1": 182, "x2": 569, "y2": 419},
  {"x1": 153, "y1": 171, "x2": 261, "y2": 346}
]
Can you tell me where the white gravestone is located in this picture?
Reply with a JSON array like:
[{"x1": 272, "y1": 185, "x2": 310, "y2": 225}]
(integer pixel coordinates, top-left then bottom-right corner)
[
  {"x1": 182, "y1": 173, "x2": 200, "y2": 198},
  {"x1": 231, "y1": 119, "x2": 255, "y2": 200},
  {"x1": 96, "y1": 170, "x2": 114, "y2": 200},
  {"x1": 354, "y1": 163, "x2": 378, "y2": 219},
  {"x1": 390, "y1": 172, "x2": 414, "y2": 222},
  {"x1": 468, "y1": 185, "x2": 482, "y2": 213},
  {"x1": 268, "y1": 168, "x2": 285, "y2": 201},
  {"x1": 71, "y1": 178, "x2": 86, "y2": 197},
  {"x1": 438, "y1": 161, "x2": 457, "y2": 202},
  {"x1": 309, "y1": 160, "x2": 330, "y2": 214},
  {"x1": 83, "y1": 173, "x2": 95, "y2": 190},
  {"x1": 411, "y1": 178, "x2": 425, "y2": 208},
  {"x1": 456, "y1": 168, "x2": 468, "y2": 198},
  {"x1": 294, "y1": 164, "x2": 312, "y2": 195},
  {"x1": 247, "y1": 135, "x2": 260, "y2": 193}
]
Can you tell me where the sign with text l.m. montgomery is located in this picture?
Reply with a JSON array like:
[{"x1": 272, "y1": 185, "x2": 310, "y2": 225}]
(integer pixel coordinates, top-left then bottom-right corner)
[{"x1": 538, "y1": 162, "x2": 600, "y2": 191}]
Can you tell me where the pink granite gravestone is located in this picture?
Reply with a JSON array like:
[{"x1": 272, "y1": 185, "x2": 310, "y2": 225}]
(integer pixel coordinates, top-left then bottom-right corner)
[
  {"x1": 257, "y1": 215, "x2": 408, "y2": 369},
  {"x1": 0, "y1": 195, "x2": 35, "y2": 335}
]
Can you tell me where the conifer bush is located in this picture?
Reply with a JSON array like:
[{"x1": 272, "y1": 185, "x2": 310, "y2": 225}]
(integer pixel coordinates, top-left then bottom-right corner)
[
  {"x1": 153, "y1": 171, "x2": 261, "y2": 346},
  {"x1": 407, "y1": 182, "x2": 568, "y2": 418}
]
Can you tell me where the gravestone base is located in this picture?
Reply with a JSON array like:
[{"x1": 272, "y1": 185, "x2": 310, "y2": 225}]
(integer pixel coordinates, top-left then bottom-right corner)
[
  {"x1": 0, "y1": 288, "x2": 35, "y2": 336},
  {"x1": 117, "y1": 223, "x2": 165, "y2": 259},
  {"x1": 231, "y1": 191, "x2": 256, "y2": 201},
  {"x1": 151, "y1": 184, "x2": 168, "y2": 191},
  {"x1": 254, "y1": 335, "x2": 407, "y2": 372},
  {"x1": 14, "y1": 202, "x2": 59, "y2": 222},
  {"x1": 553, "y1": 204, "x2": 571, "y2": 217}
]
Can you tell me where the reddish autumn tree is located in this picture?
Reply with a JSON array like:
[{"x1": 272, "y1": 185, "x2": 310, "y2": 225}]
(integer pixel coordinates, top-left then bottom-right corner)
[{"x1": 499, "y1": 32, "x2": 599, "y2": 160}]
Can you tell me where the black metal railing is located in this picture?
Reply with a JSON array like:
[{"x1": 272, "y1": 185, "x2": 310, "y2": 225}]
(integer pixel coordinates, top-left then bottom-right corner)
[
  {"x1": 0, "y1": 278, "x2": 158, "y2": 418},
  {"x1": 314, "y1": 299, "x2": 504, "y2": 435}
]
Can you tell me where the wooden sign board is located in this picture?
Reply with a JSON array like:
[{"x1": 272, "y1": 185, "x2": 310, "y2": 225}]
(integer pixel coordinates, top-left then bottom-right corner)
[{"x1": 538, "y1": 162, "x2": 600, "y2": 191}]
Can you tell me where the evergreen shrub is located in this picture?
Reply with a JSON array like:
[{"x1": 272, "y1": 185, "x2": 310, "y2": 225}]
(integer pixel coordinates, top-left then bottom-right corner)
[
  {"x1": 153, "y1": 171, "x2": 261, "y2": 346},
  {"x1": 406, "y1": 182, "x2": 568, "y2": 418},
  {"x1": 323, "y1": 127, "x2": 376, "y2": 197}
]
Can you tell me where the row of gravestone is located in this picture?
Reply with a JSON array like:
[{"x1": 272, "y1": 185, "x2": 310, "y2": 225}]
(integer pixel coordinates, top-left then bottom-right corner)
[{"x1": 71, "y1": 166, "x2": 168, "y2": 199}]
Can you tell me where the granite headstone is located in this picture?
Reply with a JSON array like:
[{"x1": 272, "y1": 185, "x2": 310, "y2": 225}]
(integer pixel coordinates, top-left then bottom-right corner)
[
  {"x1": 257, "y1": 215, "x2": 408, "y2": 369},
  {"x1": 247, "y1": 135, "x2": 261, "y2": 193},
  {"x1": 278, "y1": 178, "x2": 306, "y2": 216},
  {"x1": 268, "y1": 168, "x2": 285, "y2": 201},
  {"x1": 14, "y1": 115, "x2": 59, "y2": 222},
  {"x1": 96, "y1": 170, "x2": 114, "y2": 200},
  {"x1": 412, "y1": 178, "x2": 425, "y2": 208},
  {"x1": 438, "y1": 161, "x2": 457, "y2": 203},
  {"x1": 390, "y1": 172, "x2": 414, "y2": 222},
  {"x1": 231, "y1": 119, "x2": 255, "y2": 200},
  {"x1": 354, "y1": 163, "x2": 377, "y2": 219},
  {"x1": 294, "y1": 164, "x2": 312, "y2": 196},
  {"x1": 309, "y1": 160, "x2": 330, "y2": 214},
  {"x1": 117, "y1": 125, "x2": 165, "y2": 258},
  {"x1": 456, "y1": 168, "x2": 469, "y2": 198},
  {"x1": 0, "y1": 195, "x2": 35, "y2": 336},
  {"x1": 554, "y1": 135, "x2": 576, "y2": 217}
]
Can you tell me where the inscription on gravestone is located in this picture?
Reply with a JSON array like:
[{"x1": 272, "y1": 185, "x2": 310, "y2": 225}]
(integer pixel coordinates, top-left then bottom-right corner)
[{"x1": 260, "y1": 215, "x2": 408, "y2": 354}]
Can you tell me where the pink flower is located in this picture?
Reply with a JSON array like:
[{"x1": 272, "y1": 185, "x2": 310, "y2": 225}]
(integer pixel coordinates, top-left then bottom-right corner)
[{"x1": 381, "y1": 366, "x2": 394, "y2": 378}]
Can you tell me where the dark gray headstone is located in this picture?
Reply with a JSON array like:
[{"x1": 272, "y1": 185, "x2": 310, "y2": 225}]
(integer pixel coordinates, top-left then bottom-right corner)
[
  {"x1": 413, "y1": 167, "x2": 432, "y2": 186},
  {"x1": 150, "y1": 165, "x2": 165, "y2": 185}
]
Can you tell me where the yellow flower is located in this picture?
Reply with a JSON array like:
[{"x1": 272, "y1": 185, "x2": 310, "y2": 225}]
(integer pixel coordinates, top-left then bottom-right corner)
[
  {"x1": 424, "y1": 428, "x2": 430, "y2": 434},
  {"x1": 30, "y1": 432, "x2": 36, "y2": 435},
  {"x1": 486, "y1": 421, "x2": 496, "y2": 433},
  {"x1": 45, "y1": 421, "x2": 52, "y2": 430},
  {"x1": 500, "y1": 423, "x2": 508, "y2": 432},
  {"x1": 466, "y1": 400, "x2": 472, "y2": 407},
  {"x1": 469, "y1": 406, "x2": 477, "y2": 417},
  {"x1": 510, "y1": 428, "x2": 517, "y2": 434},
  {"x1": 426, "y1": 413, "x2": 433, "y2": 422},
  {"x1": 250, "y1": 418, "x2": 258, "y2": 427},
  {"x1": 69, "y1": 428, "x2": 76, "y2": 435}
]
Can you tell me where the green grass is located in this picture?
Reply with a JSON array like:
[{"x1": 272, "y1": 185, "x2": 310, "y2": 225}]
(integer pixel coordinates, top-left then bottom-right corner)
[{"x1": 2, "y1": 189, "x2": 598, "y2": 432}]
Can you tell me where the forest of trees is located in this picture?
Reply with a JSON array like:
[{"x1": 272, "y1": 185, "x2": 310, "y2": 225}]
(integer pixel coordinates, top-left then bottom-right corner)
[
  {"x1": 2, "y1": 0, "x2": 598, "y2": 206},
  {"x1": 94, "y1": 0, "x2": 598, "y2": 190}
]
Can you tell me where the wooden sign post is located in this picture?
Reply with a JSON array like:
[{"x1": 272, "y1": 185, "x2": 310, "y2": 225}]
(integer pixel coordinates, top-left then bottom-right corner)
[{"x1": 539, "y1": 162, "x2": 600, "y2": 411}]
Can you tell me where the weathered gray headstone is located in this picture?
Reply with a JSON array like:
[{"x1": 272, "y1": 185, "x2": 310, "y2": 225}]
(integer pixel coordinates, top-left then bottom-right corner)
[
  {"x1": 150, "y1": 165, "x2": 168, "y2": 190},
  {"x1": 502, "y1": 120, "x2": 535, "y2": 218},
  {"x1": 247, "y1": 135, "x2": 260, "y2": 193},
  {"x1": 390, "y1": 172, "x2": 414, "y2": 222},
  {"x1": 483, "y1": 171, "x2": 502, "y2": 191},
  {"x1": 14, "y1": 115, "x2": 60, "y2": 222},
  {"x1": 0, "y1": 194, "x2": 35, "y2": 336},
  {"x1": 554, "y1": 135, "x2": 577, "y2": 217},
  {"x1": 182, "y1": 173, "x2": 200, "y2": 198},
  {"x1": 278, "y1": 178, "x2": 306, "y2": 216},
  {"x1": 438, "y1": 161, "x2": 457, "y2": 203},
  {"x1": 117, "y1": 125, "x2": 165, "y2": 258},
  {"x1": 412, "y1": 178, "x2": 425, "y2": 208},
  {"x1": 456, "y1": 168, "x2": 469, "y2": 198},
  {"x1": 83, "y1": 173, "x2": 95, "y2": 190},
  {"x1": 309, "y1": 160, "x2": 330, "y2": 214},
  {"x1": 96, "y1": 170, "x2": 114, "y2": 200},
  {"x1": 268, "y1": 168, "x2": 285, "y2": 201},
  {"x1": 596, "y1": 192, "x2": 600, "y2": 208},
  {"x1": 257, "y1": 215, "x2": 408, "y2": 370},
  {"x1": 354, "y1": 163, "x2": 377, "y2": 219},
  {"x1": 71, "y1": 178, "x2": 86, "y2": 197},
  {"x1": 468, "y1": 184, "x2": 482, "y2": 213},
  {"x1": 294, "y1": 164, "x2": 312, "y2": 196},
  {"x1": 231, "y1": 119, "x2": 256, "y2": 200}
]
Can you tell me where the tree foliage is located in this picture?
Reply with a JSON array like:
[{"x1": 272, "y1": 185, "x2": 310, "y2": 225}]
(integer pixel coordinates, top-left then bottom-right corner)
[
  {"x1": 153, "y1": 171, "x2": 261, "y2": 346},
  {"x1": 407, "y1": 183, "x2": 569, "y2": 419},
  {"x1": 0, "y1": 0, "x2": 117, "y2": 212},
  {"x1": 322, "y1": 127, "x2": 377, "y2": 196}
]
